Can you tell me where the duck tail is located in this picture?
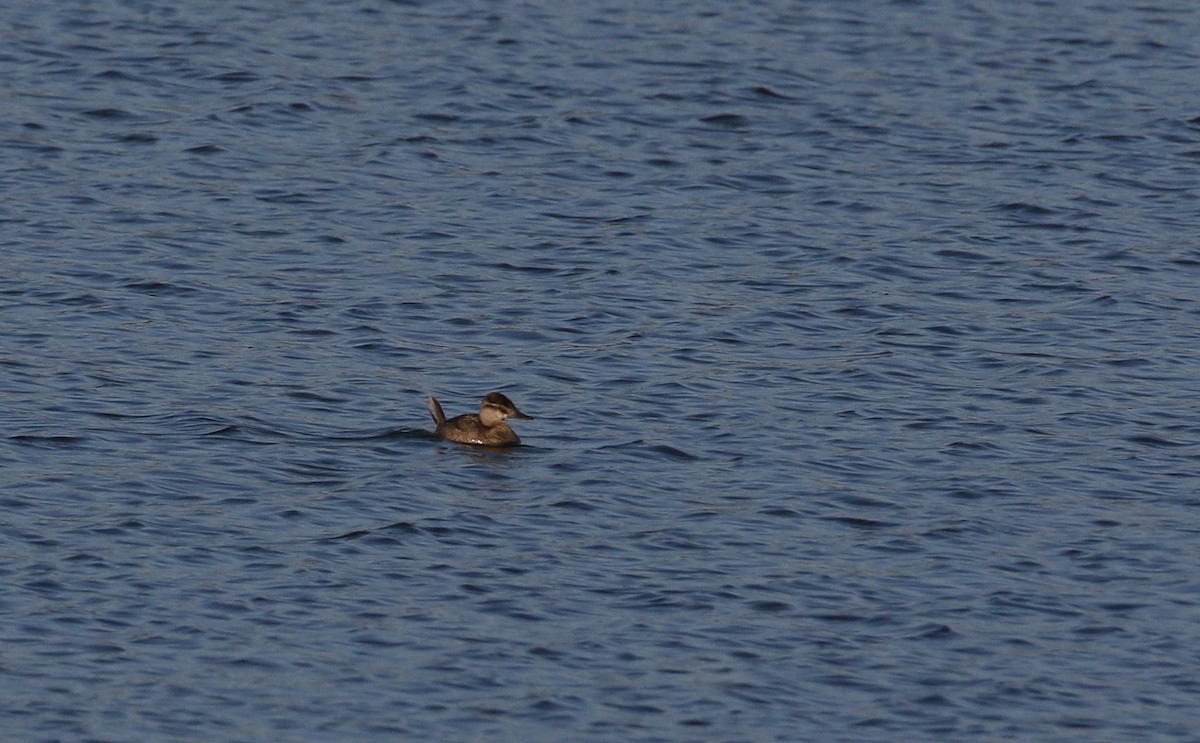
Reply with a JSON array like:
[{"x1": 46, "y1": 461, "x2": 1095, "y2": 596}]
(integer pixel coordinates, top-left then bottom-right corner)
[{"x1": 427, "y1": 395, "x2": 446, "y2": 426}]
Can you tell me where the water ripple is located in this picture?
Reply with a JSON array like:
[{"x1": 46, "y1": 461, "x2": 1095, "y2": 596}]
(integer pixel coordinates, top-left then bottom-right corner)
[{"x1": 3, "y1": 0, "x2": 1199, "y2": 741}]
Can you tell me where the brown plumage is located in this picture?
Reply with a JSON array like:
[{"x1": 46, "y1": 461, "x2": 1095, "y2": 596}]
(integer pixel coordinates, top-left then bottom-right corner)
[{"x1": 427, "y1": 392, "x2": 533, "y2": 447}]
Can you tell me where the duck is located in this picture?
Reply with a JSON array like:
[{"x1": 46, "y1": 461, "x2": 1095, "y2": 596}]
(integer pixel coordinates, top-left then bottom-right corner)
[{"x1": 427, "y1": 392, "x2": 533, "y2": 447}]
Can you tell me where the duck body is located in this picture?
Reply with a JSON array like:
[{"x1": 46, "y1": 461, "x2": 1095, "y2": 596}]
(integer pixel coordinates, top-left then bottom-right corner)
[{"x1": 427, "y1": 392, "x2": 532, "y2": 447}]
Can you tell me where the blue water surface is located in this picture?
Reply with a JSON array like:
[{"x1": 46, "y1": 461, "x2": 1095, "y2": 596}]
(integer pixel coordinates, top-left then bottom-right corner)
[{"x1": 3, "y1": 1, "x2": 1200, "y2": 741}]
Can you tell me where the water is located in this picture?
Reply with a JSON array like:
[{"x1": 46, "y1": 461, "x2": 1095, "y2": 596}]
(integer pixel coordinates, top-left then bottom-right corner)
[{"x1": 3, "y1": 0, "x2": 1200, "y2": 740}]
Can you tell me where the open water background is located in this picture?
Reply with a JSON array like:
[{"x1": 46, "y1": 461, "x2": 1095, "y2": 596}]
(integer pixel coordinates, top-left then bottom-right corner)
[{"x1": 3, "y1": 0, "x2": 1200, "y2": 740}]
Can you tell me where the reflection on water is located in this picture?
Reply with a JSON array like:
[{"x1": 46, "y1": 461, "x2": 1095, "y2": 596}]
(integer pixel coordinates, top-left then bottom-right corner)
[{"x1": 3, "y1": 0, "x2": 1199, "y2": 740}]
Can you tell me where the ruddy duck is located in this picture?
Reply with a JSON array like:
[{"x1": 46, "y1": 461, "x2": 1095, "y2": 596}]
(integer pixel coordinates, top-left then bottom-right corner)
[{"x1": 427, "y1": 392, "x2": 533, "y2": 447}]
